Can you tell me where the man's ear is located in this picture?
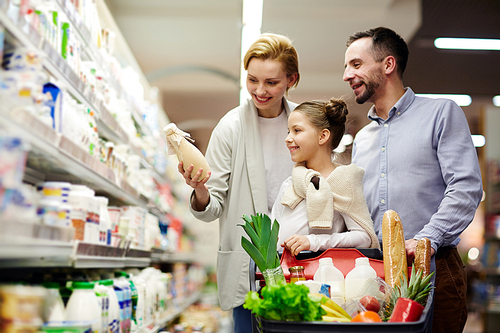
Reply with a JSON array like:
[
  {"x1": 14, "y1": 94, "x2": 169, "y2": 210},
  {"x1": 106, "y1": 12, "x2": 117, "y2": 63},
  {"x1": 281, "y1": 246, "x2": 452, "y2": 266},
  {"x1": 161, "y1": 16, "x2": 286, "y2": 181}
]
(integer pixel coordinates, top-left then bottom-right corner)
[
  {"x1": 319, "y1": 129, "x2": 330, "y2": 146},
  {"x1": 384, "y1": 56, "x2": 397, "y2": 75}
]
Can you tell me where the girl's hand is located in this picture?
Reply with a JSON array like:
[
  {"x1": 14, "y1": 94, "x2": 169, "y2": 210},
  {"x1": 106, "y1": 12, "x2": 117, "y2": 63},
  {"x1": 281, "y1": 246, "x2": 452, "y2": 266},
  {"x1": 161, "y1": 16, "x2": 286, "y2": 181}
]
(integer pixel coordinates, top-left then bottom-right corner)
[
  {"x1": 282, "y1": 234, "x2": 310, "y2": 256},
  {"x1": 178, "y1": 161, "x2": 211, "y2": 211}
]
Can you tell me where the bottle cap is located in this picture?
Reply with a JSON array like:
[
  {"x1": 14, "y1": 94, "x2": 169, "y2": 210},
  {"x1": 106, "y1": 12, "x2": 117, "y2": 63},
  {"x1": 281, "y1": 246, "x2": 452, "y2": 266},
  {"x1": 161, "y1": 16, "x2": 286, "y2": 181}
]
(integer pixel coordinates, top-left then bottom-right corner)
[
  {"x1": 72, "y1": 281, "x2": 95, "y2": 289},
  {"x1": 289, "y1": 266, "x2": 304, "y2": 273},
  {"x1": 355, "y1": 257, "x2": 370, "y2": 265},
  {"x1": 318, "y1": 257, "x2": 333, "y2": 266}
]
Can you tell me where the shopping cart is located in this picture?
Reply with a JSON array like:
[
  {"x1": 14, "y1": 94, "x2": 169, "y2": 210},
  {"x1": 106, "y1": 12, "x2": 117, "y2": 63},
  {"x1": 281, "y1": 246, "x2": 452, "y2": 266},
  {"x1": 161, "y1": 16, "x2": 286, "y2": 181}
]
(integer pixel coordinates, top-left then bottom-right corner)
[{"x1": 253, "y1": 248, "x2": 433, "y2": 333}]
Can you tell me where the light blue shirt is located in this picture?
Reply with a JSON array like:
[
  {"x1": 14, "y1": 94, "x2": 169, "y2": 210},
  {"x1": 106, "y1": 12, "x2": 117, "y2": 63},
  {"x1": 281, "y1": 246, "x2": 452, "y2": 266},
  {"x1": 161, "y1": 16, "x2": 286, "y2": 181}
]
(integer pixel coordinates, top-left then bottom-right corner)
[{"x1": 352, "y1": 88, "x2": 483, "y2": 251}]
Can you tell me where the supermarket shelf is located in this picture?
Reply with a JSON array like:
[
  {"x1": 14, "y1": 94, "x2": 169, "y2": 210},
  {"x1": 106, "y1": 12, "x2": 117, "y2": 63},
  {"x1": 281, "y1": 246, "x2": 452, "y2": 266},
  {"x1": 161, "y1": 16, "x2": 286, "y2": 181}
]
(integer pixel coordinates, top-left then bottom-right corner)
[
  {"x1": 0, "y1": 109, "x2": 148, "y2": 208},
  {"x1": 0, "y1": 238, "x2": 197, "y2": 269},
  {"x1": 0, "y1": 5, "x2": 168, "y2": 184},
  {"x1": 0, "y1": 238, "x2": 74, "y2": 267},
  {"x1": 142, "y1": 291, "x2": 201, "y2": 333}
]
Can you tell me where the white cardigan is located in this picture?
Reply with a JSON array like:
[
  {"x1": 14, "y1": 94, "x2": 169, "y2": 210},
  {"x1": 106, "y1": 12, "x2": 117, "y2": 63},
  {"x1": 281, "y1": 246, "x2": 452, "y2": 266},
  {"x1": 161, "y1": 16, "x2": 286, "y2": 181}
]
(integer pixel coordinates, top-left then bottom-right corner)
[{"x1": 190, "y1": 97, "x2": 297, "y2": 310}]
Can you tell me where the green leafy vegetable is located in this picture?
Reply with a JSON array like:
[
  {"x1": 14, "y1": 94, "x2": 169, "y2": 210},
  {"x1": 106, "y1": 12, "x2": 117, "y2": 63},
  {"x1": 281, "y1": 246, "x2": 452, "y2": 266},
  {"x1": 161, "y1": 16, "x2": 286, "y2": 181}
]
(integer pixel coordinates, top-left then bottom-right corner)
[
  {"x1": 240, "y1": 214, "x2": 281, "y2": 272},
  {"x1": 243, "y1": 283, "x2": 326, "y2": 321}
]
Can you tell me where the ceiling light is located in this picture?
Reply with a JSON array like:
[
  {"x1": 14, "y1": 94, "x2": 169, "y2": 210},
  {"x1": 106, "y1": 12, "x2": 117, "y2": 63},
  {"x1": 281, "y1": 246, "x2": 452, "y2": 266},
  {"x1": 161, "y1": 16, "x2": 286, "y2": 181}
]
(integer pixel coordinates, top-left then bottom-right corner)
[
  {"x1": 240, "y1": 0, "x2": 264, "y2": 104},
  {"x1": 434, "y1": 37, "x2": 500, "y2": 51},
  {"x1": 415, "y1": 94, "x2": 471, "y2": 106},
  {"x1": 471, "y1": 135, "x2": 485, "y2": 148},
  {"x1": 493, "y1": 95, "x2": 500, "y2": 107}
]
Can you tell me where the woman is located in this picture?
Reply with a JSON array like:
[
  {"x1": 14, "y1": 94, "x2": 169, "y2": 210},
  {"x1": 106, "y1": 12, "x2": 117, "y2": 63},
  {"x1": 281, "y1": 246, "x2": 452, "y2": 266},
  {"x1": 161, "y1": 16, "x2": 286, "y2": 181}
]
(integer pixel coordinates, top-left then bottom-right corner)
[
  {"x1": 178, "y1": 33, "x2": 299, "y2": 332},
  {"x1": 270, "y1": 98, "x2": 380, "y2": 257}
]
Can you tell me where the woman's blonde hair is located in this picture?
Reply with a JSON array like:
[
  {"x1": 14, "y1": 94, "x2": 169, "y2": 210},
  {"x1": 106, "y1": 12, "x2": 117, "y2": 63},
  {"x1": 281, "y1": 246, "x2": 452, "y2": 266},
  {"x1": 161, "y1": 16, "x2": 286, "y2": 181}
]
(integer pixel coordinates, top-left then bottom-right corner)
[{"x1": 243, "y1": 33, "x2": 300, "y2": 93}]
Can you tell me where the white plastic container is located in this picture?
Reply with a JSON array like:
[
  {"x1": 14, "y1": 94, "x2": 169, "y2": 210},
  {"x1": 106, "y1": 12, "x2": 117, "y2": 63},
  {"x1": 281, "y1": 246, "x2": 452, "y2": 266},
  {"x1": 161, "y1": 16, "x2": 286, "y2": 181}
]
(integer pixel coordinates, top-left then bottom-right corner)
[
  {"x1": 344, "y1": 257, "x2": 377, "y2": 301},
  {"x1": 65, "y1": 281, "x2": 101, "y2": 333},
  {"x1": 131, "y1": 275, "x2": 145, "y2": 330},
  {"x1": 114, "y1": 272, "x2": 131, "y2": 333},
  {"x1": 313, "y1": 257, "x2": 345, "y2": 305},
  {"x1": 42, "y1": 282, "x2": 65, "y2": 322},
  {"x1": 101, "y1": 280, "x2": 119, "y2": 333},
  {"x1": 94, "y1": 282, "x2": 109, "y2": 333},
  {"x1": 95, "y1": 196, "x2": 111, "y2": 245}
]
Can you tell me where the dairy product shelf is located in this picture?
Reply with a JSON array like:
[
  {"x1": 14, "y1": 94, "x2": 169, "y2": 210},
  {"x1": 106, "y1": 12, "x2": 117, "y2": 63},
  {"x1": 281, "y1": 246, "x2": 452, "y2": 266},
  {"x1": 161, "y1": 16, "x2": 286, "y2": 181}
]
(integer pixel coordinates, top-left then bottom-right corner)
[
  {"x1": 0, "y1": 109, "x2": 148, "y2": 208},
  {"x1": 0, "y1": 238, "x2": 74, "y2": 267},
  {"x1": 0, "y1": 4, "x2": 167, "y2": 184},
  {"x1": 141, "y1": 291, "x2": 201, "y2": 333}
]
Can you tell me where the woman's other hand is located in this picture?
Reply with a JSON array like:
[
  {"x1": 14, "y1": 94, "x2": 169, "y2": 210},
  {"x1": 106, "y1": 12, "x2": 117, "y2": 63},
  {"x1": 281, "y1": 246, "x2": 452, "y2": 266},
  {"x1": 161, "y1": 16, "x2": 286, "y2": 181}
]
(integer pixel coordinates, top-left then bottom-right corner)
[
  {"x1": 178, "y1": 161, "x2": 211, "y2": 211},
  {"x1": 282, "y1": 234, "x2": 310, "y2": 256}
]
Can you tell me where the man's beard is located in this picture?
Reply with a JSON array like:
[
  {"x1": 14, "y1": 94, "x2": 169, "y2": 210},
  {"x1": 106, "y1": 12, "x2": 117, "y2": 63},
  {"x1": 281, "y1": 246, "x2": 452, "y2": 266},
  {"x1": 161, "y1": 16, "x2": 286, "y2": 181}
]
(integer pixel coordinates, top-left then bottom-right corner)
[{"x1": 355, "y1": 69, "x2": 384, "y2": 104}]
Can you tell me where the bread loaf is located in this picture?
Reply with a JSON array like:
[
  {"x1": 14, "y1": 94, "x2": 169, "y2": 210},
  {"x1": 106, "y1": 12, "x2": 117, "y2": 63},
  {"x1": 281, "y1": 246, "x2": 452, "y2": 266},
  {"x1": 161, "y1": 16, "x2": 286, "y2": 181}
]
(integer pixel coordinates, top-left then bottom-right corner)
[
  {"x1": 415, "y1": 238, "x2": 431, "y2": 276},
  {"x1": 382, "y1": 210, "x2": 408, "y2": 288},
  {"x1": 163, "y1": 123, "x2": 211, "y2": 179}
]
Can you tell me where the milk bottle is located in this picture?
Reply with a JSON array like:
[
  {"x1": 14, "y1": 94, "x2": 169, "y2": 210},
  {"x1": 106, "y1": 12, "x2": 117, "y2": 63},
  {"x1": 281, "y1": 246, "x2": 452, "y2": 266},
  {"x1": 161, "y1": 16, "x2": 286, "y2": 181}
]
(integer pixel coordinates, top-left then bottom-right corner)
[
  {"x1": 65, "y1": 281, "x2": 101, "y2": 333},
  {"x1": 344, "y1": 257, "x2": 377, "y2": 301},
  {"x1": 313, "y1": 257, "x2": 345, "y2": 305}
]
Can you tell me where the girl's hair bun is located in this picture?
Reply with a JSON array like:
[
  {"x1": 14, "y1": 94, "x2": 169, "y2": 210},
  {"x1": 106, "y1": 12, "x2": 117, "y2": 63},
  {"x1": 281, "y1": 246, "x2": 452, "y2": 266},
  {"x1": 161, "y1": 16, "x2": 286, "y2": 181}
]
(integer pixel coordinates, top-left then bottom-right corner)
[{"x1": 324, "y1": 97, "x2": 348, "y2": 126}]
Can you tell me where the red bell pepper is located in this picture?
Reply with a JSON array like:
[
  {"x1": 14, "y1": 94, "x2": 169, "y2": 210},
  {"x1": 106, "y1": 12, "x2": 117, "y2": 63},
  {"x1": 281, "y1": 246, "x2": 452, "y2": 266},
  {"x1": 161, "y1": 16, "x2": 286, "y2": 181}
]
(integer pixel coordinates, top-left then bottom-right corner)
[{"x1": 388, "y1": 297, "x2": 425, "y2": 322}]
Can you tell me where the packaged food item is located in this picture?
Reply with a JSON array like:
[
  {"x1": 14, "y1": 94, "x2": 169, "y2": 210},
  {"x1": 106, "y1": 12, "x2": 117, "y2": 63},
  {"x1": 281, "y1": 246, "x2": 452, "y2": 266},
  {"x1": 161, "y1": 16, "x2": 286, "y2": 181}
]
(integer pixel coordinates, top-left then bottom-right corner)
[
  {"x1": 0, "y1": 284, "x2": 46, "y2": 322},
  {"x1": 382, "y1": 210, "x2": 408, "y2": 288},
  {"x1": 415, "y1": 237, "x2": 431, "y2": 276},
  {"x1": 289, "y1": 266, "x2": 306, "y2": 283},
  {"x1": 65, "y1": 282, "x2": 101, "y2": 333},
  {"x1": 0, "y1": 137, "x2": 29, "y2": 189},
  {"x1": 344, "y1": 257, "x2": 377, "y2": 301},
  {"x1": 42, "y1": 282, "x2": 65, "y2": 323},
  {"x1": 163, "y1": 123, "x2": 210, "y2": 179},
  {"x1": 313, "y1": 257, "x2": 345, "y2": 305}
]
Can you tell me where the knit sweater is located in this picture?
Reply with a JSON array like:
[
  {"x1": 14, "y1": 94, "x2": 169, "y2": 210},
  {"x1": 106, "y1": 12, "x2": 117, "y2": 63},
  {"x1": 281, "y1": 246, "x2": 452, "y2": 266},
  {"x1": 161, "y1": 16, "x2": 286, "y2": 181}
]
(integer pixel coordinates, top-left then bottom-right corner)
[{"x1": 281, "y1": 163, "x2": 380, "y2": 249}]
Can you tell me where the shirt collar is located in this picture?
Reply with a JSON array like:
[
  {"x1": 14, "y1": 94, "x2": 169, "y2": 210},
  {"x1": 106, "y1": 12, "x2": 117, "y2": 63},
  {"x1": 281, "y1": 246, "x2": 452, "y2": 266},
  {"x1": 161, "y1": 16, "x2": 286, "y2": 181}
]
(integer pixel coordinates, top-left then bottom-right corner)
[{"x1": 367, "y1": 87, "x2": 416, "y2": 123}]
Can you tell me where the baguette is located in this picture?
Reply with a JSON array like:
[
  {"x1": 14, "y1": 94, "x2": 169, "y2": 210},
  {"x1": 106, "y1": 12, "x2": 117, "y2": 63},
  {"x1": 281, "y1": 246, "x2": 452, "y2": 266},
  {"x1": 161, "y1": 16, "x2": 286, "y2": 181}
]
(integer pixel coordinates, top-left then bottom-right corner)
[
  {"x1": 382, "y1": 210, "x2": 408, "y2": 288},
  {"x1": 415, "y1": 238, "x2": 431, "y2": 276}
]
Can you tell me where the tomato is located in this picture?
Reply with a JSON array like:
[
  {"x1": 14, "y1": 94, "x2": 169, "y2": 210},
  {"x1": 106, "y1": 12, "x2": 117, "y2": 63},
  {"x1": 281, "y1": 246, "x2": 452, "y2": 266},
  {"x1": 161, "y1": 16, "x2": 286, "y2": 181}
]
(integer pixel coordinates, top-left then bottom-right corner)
[
  {"x1": 359, "y1": 295, "x2": 381, "y2": 313},
  {"x1": 351, "y1": 311, "x2": 382, "y2": 323}
]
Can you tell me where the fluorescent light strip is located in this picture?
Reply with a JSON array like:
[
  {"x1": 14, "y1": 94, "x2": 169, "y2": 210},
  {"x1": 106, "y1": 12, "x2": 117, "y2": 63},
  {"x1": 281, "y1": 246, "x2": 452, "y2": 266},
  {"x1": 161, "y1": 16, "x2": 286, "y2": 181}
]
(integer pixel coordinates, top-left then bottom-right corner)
[
  {"x1": 416, "y1": 94, "x2": 472, "y2": 106},
  {"x1": 434, "y1": 37, "x2": 500, "y2": 51},
  {"x1": 240, "y1": 0, "x2": 264, "y2": 104},
  {"x1": 493, "y1": 95, "x2": 500, "y2": 107},
  {"x1": 471, "y1": 135, "x2": 485, "y2": 148}
]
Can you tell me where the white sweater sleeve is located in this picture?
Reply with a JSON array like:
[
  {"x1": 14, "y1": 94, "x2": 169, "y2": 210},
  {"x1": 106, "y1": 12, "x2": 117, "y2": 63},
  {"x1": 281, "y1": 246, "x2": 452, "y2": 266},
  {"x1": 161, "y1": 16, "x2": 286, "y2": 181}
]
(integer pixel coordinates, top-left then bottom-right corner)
[{"x1": 306, "y1": 212, "x2": 371, "y2": 251}]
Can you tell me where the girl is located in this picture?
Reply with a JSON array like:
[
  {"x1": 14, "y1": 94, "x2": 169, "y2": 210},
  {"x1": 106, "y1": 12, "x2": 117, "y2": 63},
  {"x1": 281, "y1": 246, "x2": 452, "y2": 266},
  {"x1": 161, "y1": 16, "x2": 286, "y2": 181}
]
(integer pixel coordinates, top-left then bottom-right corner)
[
  {"x1": 178, "y1": 33, "x2": 299, "y2": 333},
  {"x1": 271, "y1": 98, "x2": 379, "y2": 257}
]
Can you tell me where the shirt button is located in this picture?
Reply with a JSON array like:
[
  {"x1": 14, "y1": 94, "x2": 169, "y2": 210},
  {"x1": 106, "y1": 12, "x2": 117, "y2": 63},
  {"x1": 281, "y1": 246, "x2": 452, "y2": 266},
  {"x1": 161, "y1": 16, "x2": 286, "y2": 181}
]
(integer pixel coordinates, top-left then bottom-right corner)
[
  {"x1": 384, "y1": 124, "x2": 388, "y2": 128},
  {"x1": 382, "y1": 147, "x2": 386, "y2": 152},
  {"x1": 380, "y1": 199, "x2": 385, "y2": 204},
  {"x1": 381, "y1": 173, "x2": 385, "y2": 178},
  {"x1": 397, "y1": 112, "x2": 401, "y2": 116}
]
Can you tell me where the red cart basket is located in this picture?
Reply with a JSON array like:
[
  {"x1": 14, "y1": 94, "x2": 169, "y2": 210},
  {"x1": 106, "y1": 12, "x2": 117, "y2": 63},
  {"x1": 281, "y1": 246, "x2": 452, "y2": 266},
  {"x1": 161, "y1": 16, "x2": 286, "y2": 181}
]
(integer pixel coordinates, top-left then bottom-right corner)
[{"x1": 253, "y1": 248, "x2": 433, "y2": 333}]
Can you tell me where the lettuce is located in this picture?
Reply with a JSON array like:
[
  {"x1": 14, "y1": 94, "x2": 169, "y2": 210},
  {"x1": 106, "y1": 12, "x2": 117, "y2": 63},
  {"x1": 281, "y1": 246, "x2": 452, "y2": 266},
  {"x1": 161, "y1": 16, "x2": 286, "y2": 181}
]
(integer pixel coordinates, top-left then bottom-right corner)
[{"x1": 243, "y1": 283, "x2": 326, "y2": 322}]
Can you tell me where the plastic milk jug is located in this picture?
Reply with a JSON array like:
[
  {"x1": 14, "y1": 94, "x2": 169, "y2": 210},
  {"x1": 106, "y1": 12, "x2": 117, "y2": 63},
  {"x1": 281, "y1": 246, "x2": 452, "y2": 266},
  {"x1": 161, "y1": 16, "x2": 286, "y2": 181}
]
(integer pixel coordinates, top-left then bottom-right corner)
[
  {"x1": 344, "y1": 257, "x2": 377, "y2": 301},
  {"x1": 65, "y1": 281, "x2": 102, "y2": 333},
  {"x1": 101, "y1": 279, "x2": 120, "y2": 333},
  {"x1": 42, "y1": 282, "x2": 65, "y2": 322},
  {"x1": 313, "y1": 257, "x2": 345, "y2": 305}
]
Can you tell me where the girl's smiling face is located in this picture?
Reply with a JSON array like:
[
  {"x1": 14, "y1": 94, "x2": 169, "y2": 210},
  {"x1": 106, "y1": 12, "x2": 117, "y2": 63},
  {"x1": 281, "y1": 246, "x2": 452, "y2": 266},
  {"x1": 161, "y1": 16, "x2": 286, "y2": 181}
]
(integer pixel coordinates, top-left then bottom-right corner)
[
  {"x1": 286, "y1": 111, "x2": 321, "y2": 163},
  {"x1": 246, "y1": 58, "x2": 296, "y2": 117}
]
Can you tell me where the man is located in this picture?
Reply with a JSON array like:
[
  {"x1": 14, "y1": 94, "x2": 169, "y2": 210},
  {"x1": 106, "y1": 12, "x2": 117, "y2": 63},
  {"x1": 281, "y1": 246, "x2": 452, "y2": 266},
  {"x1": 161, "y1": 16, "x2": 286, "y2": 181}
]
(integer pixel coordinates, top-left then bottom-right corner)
[{"x1": 344, "y1": 27, "x2": 482, "y2": 333}]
